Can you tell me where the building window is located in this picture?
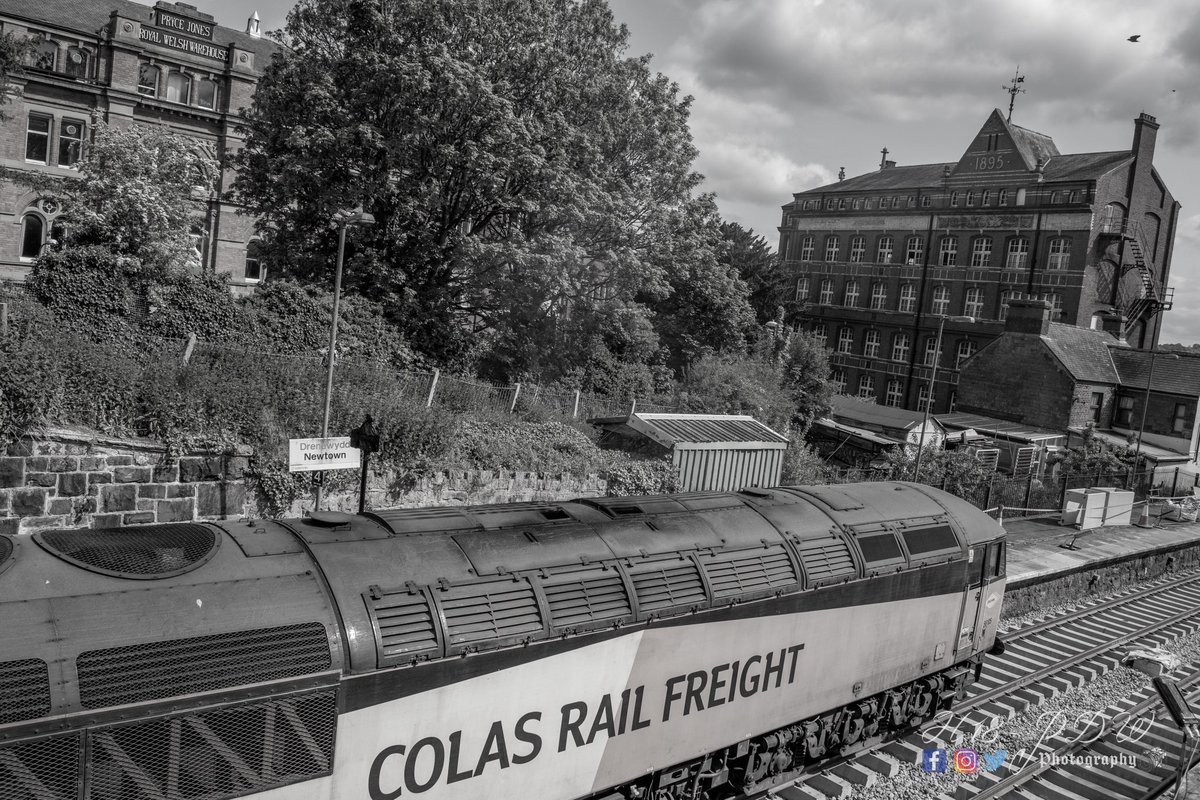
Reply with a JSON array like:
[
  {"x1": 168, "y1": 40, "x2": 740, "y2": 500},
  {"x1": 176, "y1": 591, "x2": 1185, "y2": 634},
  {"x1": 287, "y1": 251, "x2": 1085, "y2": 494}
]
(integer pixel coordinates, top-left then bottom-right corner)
[
  {"x1": 924, "y1": 337, "x2": 941, "y2": 367},
  {"x1": 824, "y1": 236, "x2": 840, "y2": 261},
  {"x1": 878, "y1": 196, "x2": 886, "y2": 209},
  {"x1": 1069, "y1": 190, "x2": 1079, "y2": 203},
  {"x1": 813, "y1": 323, "x2": 828, "y2": 348},
  {"x1": 843, "y1": 280, "x2": 860, "y2": 307},
  {"x1": 26, "y1": 113, "x2": 51, "y2": 163},
  {"x1": 795, "y1": 277, "x2": 810, "y2": 303},
  {"x1": 1042, "y1": 292, "x2": 1063, "y2": 319},
  {"x1": 1006, "y1": 238, "x2": 1029, "y2": 269},
  {"x1": 864, "y1": 329, "x2": 881, "y2": 358},
  {"x1": 982, "y1": 190, "x2": 992, "y2": 206},
  {"x1": 998, "y1": 290, "x2": 1015, "y2": 322},
  {"x1": 870, "y1": 282, "x2": 887, "y2": 310},
  {"x1": 956, "y1": 339, "x2": 977, "y2": 369},
  {"x1": 819, "y1": 279, "x2": 834, "y2": 305},
  {"x1": 1015, "y1": 188, "x2": 1027, "y2": 206},
  {"x1": 918, "y1": 384, "x2": 932, "y2": 413},
  {"x1": 965, "y1": 191, "x2": 975, "y2": 207},
  {"x1": 970, "y1": 237, "x2": 992, "y2": 268},
  {"x1": 838, "y1": 327, "x2": 855, "y2": 353},
  {"x1": 831, "y1": 369, "x2": 846, "y2": 394},
  {"x1": 65, "y1": 46, "x2": 90, "y2": 79},
  {"x1": 898, "y1": 283, "x2": 917, "y2": 313},
  {"x1": 196, "y1": 78, "x2": 219, "y2": 110},
  {"x1": 58, "y1": 118, "x2": 85, "y2": 167},
  {"x1": 950, "y1": 191, "x2": 959, "y2": 207},
  {"x1": 245, "y1": 240, "x2": 264, "y2": 282},
  {"x1": 20, "y1": 213, "x2": 44, "y2": 259},
  {"x1": 1047, "y1": 237, "x2": 1071, "y2": 270},
  {"x1": 1117, "y1": 396, "x2": 1135, "y2": 426},
  {"x1": 921, "y1": 196, "x2": 931, "y2": 208},
  {"x1": 138, "y1": 63, "x2": 161, "y2": 96},
  {"x1": 932, "y1": 285, "x2": 950, "y2": 315},
  {"x1": 1049, "y1": 191, "x2": 1059, "y2": 204},
  {"x1": 858, "y1": 375, "x2": 875, "y2": 400},
  {"x1": 905, "y1": 236, "x2": 924, "y2": 264},
  {"x1": 852, "y1": 198, "x2": 861, "y2": 210},
  {"x1": 31, "y1": 38, "x2": 57, "y2": 71},
  {"x1": 1087, "y1": 392, "x2": 1103, "y2": 424},
  {"x1": 963, "y1": 287, "x2": 983, "y2": 317},
  {"x1": 891, "y1": 333, "x2": 911, "y2": 363},
  {"x1": 166, "y1": 71, "x2": 191, "y2": 104},
  {"x1": 907, "y1": 195, "x2": 916, "y2": 208},
  {"x1": 826, "y1": 199, "x2": 835, "y2": 210},
  {"x1": 938, "y1": 236, "x2": 958, "y2": 266},
  {"x1": 885, "y1": 379, "x2": 903, "y2": 407},
  {"x1": 838, "y1": 198, "x2": 846, "y2": 210},
  {"x1": 877, "y1": 236, "x2": 894, "y2": 264},
  {"x1": 849, "y1": 236, "x2": 866, "y2": 263},
  {"x1": 998, "y1": 188, "x2": 1008, "y2": 206},
  {"x1": 1174, "y1": 403, "x2": 1189, "y2": 434},
  {"x1": 800, "y1": 235, "x2": 814, "y2": 261}
]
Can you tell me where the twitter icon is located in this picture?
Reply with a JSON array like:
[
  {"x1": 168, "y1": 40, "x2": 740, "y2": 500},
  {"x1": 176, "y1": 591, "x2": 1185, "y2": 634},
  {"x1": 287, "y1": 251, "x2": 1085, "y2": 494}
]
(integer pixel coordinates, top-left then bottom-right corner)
[{"x1": 982, "y1": 750, "x2": 1007, "y2": 771}]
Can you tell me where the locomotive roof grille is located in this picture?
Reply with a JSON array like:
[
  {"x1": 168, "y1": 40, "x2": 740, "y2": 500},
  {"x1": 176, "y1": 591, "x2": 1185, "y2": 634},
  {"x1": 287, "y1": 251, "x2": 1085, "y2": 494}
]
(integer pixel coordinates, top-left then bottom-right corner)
[
  {"x1": 0, "y1": 658, "x2": 51, "y2": 725},
  {"x1": 0, "y1": 733, "x2": 78, "y2": 798},
  {"x1": 34, "y1": 524, "x2": 218, "y2": 579}
]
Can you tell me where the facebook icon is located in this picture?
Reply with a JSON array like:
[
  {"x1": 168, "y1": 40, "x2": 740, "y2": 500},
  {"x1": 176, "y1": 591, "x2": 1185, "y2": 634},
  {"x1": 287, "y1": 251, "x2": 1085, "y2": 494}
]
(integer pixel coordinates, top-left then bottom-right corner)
[{"x1": 921, "y1": 748, "x2": 948, "y2": 773}]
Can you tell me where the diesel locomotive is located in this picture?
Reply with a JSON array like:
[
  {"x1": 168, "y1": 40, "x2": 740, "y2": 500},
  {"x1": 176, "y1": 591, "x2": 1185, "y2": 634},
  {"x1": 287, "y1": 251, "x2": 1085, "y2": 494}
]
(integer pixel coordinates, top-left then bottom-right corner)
[{"x1": 0, "y1": 481, "x2": 1006, "y2": 800}]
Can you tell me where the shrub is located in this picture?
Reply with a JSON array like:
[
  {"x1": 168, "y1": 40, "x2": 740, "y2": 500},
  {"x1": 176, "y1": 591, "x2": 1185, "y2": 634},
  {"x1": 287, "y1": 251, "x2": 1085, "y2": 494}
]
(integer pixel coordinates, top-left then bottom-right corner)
[{"x1": 605, "y1": 458, "x2": 679, "y2": 496}]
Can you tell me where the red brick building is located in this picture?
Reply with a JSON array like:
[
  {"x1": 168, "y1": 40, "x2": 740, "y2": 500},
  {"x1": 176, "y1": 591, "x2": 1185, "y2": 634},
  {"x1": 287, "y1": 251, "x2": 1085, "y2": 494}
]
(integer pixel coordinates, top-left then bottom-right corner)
[
  {"x1": 779, "y1": 109, "x2": 1180, "y2": 414},
  {"x1": 0, "y1": 0, "x2": 278, "y2": 289}
]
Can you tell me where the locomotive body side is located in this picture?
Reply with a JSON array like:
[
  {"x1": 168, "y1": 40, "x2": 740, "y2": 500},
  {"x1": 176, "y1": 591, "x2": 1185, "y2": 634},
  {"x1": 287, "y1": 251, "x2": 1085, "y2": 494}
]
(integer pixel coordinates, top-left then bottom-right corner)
[{"x1": 0, "y1": 482, "x2": 1005, "y2": 800}]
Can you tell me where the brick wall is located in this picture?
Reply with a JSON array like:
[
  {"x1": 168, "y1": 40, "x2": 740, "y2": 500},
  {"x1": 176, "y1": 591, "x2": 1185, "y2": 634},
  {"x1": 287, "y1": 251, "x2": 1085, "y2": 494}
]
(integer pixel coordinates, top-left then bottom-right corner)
[
  {"x1": 0, "y1": 426, "x2": 608, "y2": 534},
  {"x1": 957, "y1": 334, "x2": 1077, "y2": 430}
]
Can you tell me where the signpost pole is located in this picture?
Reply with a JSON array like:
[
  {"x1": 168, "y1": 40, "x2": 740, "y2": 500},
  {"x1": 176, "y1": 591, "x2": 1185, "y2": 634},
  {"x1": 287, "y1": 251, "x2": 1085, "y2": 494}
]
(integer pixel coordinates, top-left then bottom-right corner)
[{"x1": 315, "y1": 221, "x2": 348, "y2": 512}]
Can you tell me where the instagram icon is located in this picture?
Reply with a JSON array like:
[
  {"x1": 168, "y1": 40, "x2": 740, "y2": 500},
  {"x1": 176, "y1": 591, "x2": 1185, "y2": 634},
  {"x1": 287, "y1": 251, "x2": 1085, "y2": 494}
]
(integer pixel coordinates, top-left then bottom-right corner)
[{"x1": 953, "y1": 748, "x2": 979, "y2": 774}]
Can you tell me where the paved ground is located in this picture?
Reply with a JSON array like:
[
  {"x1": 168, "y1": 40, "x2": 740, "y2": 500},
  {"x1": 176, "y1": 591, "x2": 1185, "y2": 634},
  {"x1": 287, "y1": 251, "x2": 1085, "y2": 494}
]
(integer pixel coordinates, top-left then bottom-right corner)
[{"x1": 1002, "y1": 506, "x2": 1200, "y2": 585}]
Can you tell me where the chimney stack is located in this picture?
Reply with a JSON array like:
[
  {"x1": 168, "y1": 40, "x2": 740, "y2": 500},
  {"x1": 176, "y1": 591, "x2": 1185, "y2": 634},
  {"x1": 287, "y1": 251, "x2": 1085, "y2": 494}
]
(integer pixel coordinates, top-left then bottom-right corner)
[
  {"x1": 1129, "y1": 112, "x2": 1159, "y2": 194},
  {"x1": 1004, "y1": 298, "x2": 1052, "y2": 336}
]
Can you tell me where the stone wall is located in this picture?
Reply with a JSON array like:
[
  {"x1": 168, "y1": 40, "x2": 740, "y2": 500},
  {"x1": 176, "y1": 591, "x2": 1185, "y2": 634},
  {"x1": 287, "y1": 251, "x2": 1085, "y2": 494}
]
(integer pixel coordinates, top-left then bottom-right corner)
[{"x1": 0, "y1": 426, "x2": 608, "y2": 534}]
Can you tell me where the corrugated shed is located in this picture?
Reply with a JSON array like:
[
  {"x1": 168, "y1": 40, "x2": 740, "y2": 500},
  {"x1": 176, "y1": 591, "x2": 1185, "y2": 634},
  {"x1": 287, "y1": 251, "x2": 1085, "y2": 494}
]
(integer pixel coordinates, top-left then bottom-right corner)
[{"x1": 631, "y1": 414, "x2": 789, "y2": 446}]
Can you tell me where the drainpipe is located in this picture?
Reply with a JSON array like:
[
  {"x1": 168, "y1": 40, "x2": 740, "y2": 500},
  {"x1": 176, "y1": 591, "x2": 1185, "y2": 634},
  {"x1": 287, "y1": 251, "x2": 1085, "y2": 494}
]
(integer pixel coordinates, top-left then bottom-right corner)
[
  {"x1": 1025, "y1": 211, "x2": 1044, "y2": 296},
  {"x1": 905, "y1": 214, "x2": 937, "y2": 407}
]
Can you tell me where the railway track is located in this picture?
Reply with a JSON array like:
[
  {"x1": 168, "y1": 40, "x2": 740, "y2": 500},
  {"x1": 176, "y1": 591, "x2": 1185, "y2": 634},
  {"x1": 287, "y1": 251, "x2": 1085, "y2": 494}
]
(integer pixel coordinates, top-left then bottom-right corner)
[{"x1": 761, "y1": 568, "x2": 1200, "y2": 800}]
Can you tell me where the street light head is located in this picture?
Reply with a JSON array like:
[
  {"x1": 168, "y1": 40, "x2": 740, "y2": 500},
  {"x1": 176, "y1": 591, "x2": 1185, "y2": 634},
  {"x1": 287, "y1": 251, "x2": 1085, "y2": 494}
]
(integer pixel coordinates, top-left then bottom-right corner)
[
  {"x1": 947, "y1": 315, "x2": 976, "y2": 323},
  {"x1": 335, "y1": 206, "x2": 376, "y2": 227}
]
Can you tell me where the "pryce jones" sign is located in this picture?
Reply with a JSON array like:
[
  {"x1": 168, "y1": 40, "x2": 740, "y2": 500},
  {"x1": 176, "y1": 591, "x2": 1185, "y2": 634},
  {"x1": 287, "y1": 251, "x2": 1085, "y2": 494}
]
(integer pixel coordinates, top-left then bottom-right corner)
[{"x1": 138, "y1": 8, "x2": 228, "y2": 61}]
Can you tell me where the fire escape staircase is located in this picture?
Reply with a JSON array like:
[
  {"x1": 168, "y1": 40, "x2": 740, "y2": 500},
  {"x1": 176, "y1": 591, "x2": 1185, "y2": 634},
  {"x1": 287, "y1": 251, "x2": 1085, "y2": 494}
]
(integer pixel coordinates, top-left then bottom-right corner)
[{"x1": 1097, "y1": 221, "x2": 1173, "y2": 328}]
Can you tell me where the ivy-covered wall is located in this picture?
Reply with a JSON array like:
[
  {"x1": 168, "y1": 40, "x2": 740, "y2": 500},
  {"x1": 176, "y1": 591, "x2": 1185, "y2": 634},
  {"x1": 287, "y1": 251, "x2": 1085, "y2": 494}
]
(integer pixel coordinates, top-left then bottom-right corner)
[{"x1": 0, "y1": 426, "x2": 608, "y2": 534}]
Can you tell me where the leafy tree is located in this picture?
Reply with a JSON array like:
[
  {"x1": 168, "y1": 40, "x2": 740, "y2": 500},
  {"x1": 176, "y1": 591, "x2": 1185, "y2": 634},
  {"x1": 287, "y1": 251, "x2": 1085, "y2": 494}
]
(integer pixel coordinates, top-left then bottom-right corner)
[
  {"x1": 875, "y1": 445, "x2": 994, "y2": 493},
  {"x1": 718, "y1": 221, "x2": 785, "y2": 326},
  {"x1": 781, "y1": 329, "x2": 834, "y2": 435},
  {"x1": 0, "y1": 33, "x2": 31, "y2": 121},
  {"x1": 1052, "y1": 425, "x2": 1136, "y2": 476},
  {"x1": 53, "y1": 120, "x2": 219, "y2": 279},
  {"x1": 681, "y1": 353, "x2": 792, "y2": 431},
  {"x1": 235, "y1": 0, "x2": 727, "y2": 377}
]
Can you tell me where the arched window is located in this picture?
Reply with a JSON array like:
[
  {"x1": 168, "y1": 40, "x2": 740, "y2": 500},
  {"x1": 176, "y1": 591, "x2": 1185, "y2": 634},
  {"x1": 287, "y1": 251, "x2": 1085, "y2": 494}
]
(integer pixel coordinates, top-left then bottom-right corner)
[
  {"x1": 949, "y1": 191, "x2": 959, "y2": 207},
  {"x1": 824, "y1": 235, "x2": 840, "y2": 261},
  {"x1": 885, "y1": 380, "x2": 904, "y2": 407},
  {"x1": 837, "y1": 327, "x2": 855, "y2": 353},
  {"x1": 905, "y1": 236, "x2": 924, "y2": 264},
  {"x1": 138, "y1": 63, "x2": 160, "y2": 96},
  {"x1": 924, "y1": 336, "x2": 941, "y2": 367},
  {"x1": 843, "y1": 280, "x2": 860, "y2": 307},
  {"x1": 812, "y1": 323, "x2": 828, "y2": 348},
  {"x1": 818, "y1": 279, "x2": 834, "y2": 305},
  {"x1": 938, "y1": 236, "x2": 958, "y2": 266},
  {"x1": 166, "y1": 72, "x2": 191, "y2": 104},
  {"x1": 931, "y1": 285, "x2": 950, "y2": 315},
  {"x1": 956, "y1": 340, "x2": 977, "y2": 368},
  {"x1": 891, "y1": 333, "x2": 910, "y2": 362},
  {"x1": 196, "y1": 78, "x2": 219, "y2": 110},
  {"x1": 998, "y1": 188, "x2": 1008, "y2": 206},
  {"x1": 876, "y1": 236, "x2": 894, "y2": 264},
  {"x1": 1101, "y1": 203, "x2": 1126, "y2": 233},
  {"x1": 857, "y1": 375, "x2": 875, "y2": 400},
  {"x1": 1015, "y1": 188, "x2": 1027, "y2": 206},
  {"x1": 799, "y1": 235, "x2": 814, "y2": 261},
  {"x1": 245, "y1": 240, "x2": 264, "y2": 282},
  {"x1": 999, "y1": 290, "x2": 1016, "y2": 321},
  {"x1": 898, "y1": 283, "x2": 917, "y2": 313},
  {"x1": 870, "y1": 282, "x2": 887, "y2": 310},
  {"x1": 970, "y1": 237, "x2": 992, "y2": 268},
  {"x1": 863, "y1": 329, "x2": 881, "y2": 358},
  {"x1": 794, "y1": 277, "x2": 809, "y2": 303},
  {"x1": 963, "y1": 287, "x2": 984, "y2": 317},
  {"x1": 831, "y1": 369, "x2": 846, "y2": 394},
  {"x1": 1006, "y1": 238, "x2": 1029, "y2": 269},
  {"x1": 848, "y1": 235, "x2": 866, "y2": 263},
  {"x1": 1047, "y1": 238, "x2": 1071, "y2": 270},
  {"x1": 20, "y1": 213, "x2": 44, "y2": 259},
  {"x1": 65, "y1": 46, "x2": 89, "y2": 79}
]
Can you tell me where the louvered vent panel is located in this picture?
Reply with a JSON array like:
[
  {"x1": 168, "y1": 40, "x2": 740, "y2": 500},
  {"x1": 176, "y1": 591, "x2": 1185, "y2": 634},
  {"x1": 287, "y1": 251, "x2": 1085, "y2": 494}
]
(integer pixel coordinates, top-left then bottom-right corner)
[
  {"x1": 86, "y1": 689, "x2": 336, "y2": 800},
  {"x1": 703, "y1": 546, "x2": 798, "y2": 598},
  {"x1": 630, "y1": 557, "x2": 706, "y2": 613},
  {"x1": 371, "y1": 591, "x2": 439, "y2": 662},
  {"x1": 0, "y1": 658, "x2": 50, "y2": 724},
  {"x1": 441, "y1": 578, "x2": 543, "y2": 645},
  {"x1": 77, "y1": 622, "x2": 331, "y2": 709},
  {"x1": 797, "y1": 536, "x2": 857, "y2": 583},
  {"x1": 0, "y1": 733, "x2": 79, "y2": 800},
  {"x1": 543, "y1": 567, "x2": 631, "y2": 627}
]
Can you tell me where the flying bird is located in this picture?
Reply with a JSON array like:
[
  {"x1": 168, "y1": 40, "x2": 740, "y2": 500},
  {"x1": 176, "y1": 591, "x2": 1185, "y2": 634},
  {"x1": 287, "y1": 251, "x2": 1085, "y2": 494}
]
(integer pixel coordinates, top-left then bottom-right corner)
[{"x1": 1128, "y1": 34, "x2": 1141, "y2": 42}]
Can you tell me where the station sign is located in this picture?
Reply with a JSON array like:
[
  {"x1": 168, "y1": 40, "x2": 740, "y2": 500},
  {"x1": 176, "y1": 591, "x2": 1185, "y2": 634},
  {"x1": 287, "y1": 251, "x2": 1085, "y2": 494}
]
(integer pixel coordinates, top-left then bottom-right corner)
[{"x1": 288, "y1": 437, "x2": 361, "y2": 473}]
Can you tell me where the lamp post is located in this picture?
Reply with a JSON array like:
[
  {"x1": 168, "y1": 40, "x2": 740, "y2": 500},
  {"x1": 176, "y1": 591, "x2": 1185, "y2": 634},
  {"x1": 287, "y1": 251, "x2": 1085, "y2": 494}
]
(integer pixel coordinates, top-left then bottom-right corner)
[
  {"x1": 913, "y1": 315, "x2": 975, "y2": 481},
  {"x1": 1132, "y1": 350, "x2": 1178, "y2": 491},
  {"x1": 315, "y1": 206, "x2": 375, "y2": 511}
]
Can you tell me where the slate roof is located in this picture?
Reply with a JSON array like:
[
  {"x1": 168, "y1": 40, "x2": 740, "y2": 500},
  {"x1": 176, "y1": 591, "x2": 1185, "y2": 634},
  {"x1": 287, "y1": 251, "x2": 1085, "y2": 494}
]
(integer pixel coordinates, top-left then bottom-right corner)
[
  {"x1": 1005, "y1": 116, "x2": 1060, "y2": 170},
  {"x1": 3, "y1": 0, "x2": 282, "y2": 63},
  {"x1": 1041, "y1": 151, "x2": 1132, "y2": 182},
  {"x1": 828, "y1": 395, "x2": 933, "y2": 433},
  {"x1": 796, "y1": 163, "x2": 951, "y2": 195},
  {"x1": 1110, "y1": 349, "x2": 1200, "y2": 396},
  {"x1": 1041, "y1": 323, "x2": 1124, "y2": 384}
]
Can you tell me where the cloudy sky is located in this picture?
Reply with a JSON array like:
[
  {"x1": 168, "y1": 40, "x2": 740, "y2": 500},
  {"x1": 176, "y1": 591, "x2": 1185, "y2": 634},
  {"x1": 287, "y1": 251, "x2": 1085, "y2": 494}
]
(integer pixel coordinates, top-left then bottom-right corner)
[{"x1": 210, "y1": 0, "x2": 1200, "y2": 343}]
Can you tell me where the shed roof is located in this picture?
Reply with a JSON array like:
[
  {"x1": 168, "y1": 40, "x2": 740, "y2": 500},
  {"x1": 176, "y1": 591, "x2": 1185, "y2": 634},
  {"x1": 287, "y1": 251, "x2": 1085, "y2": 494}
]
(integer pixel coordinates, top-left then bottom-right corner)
[
  {"x1": 829, "y1": 395, "x2": 931, "y2": 433},
  {"x1": 937, "y1": 412, "x2": 1068, "y2": 444},
  {"x1": 1041, "y1": 323, "x2": 1124, "y2": 384},
  {"x1": 1110, "y1": 349, "x2": 1200, "y2": 396},
  {"x1": 588, "y1": 413, "x2": 788, "y2": 449}
]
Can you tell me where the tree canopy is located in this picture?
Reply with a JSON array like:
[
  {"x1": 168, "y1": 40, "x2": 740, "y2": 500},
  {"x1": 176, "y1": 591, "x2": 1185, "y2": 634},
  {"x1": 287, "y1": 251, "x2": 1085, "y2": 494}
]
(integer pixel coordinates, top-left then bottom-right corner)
[{"x1": 235, "y1": 0, "x2": 753, "y2": 378}]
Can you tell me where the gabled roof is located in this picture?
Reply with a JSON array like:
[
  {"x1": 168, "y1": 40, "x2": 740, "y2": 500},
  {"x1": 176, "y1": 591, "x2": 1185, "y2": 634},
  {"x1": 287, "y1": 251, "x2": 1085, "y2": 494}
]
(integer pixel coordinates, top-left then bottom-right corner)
[
  {"x1": 1041, "y1": 323, "x2": 1124, "y2": 384},
  {"x1": 1041, "y1": 151, "x2": 1132, "y2": 182},
  {"x1": 1110, "y1": 349, "x2": 1200, "y2": 396},
  {"x1": 794, "y1": 162, "x2": 951, "y2": 196},
  {"x1": 1005, "y1": 114, "x2": 1060, "y2": 170},
  {"x1": 2, "y1": 0, "x2": 282, "y2": 62}
]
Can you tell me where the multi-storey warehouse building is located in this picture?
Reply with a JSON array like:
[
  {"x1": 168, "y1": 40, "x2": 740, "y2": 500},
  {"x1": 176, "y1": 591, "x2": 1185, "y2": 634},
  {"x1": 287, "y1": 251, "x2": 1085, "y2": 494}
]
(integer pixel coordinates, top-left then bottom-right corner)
[
  {"x1": 0, "y1": 0, "x2": 277, "y2": 288},
  {"x1": 779, "y1": 109, "x2": 1180, "y2": 414}
]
